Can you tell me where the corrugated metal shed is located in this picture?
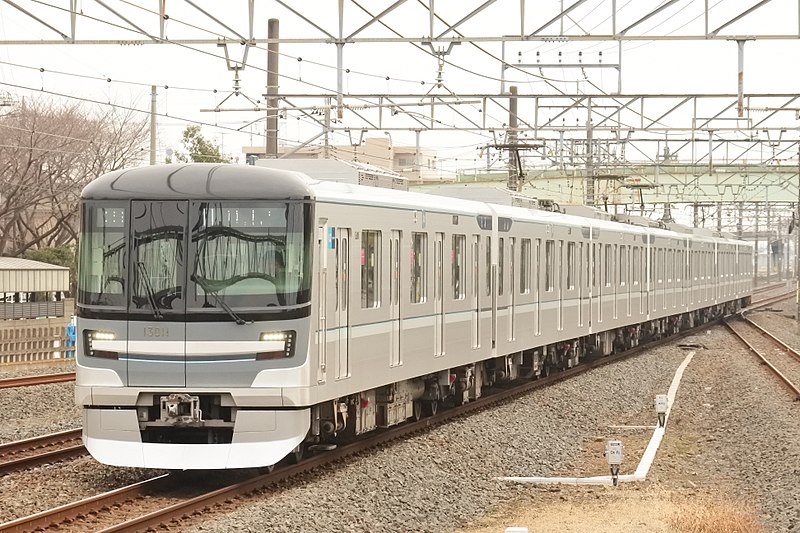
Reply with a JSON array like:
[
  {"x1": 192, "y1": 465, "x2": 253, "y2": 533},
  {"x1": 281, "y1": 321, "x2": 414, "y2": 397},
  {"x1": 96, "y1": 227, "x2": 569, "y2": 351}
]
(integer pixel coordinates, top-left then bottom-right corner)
[{"x1": 0, "y1": 257, "x2": 70, "y2": 293}]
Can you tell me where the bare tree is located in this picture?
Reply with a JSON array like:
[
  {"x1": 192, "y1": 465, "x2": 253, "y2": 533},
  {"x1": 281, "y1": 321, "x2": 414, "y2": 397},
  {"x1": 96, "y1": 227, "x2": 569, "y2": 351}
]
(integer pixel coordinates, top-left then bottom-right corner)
[{"x1": 0, "y1": 98, "x2": 148, "y2": 257}]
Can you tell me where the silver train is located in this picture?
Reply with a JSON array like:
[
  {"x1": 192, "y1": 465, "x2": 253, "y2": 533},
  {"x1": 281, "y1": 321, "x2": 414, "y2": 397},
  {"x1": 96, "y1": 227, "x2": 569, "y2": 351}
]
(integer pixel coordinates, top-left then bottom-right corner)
[{"x1": 75, "y1": 164, "x2": 753, "y2": 469}]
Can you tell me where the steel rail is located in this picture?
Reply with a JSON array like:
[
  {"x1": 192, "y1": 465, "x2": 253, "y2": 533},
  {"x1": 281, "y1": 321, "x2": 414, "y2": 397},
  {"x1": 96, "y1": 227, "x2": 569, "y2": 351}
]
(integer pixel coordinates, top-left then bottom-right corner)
[
  {"x1": 0, "y1": 429, "x2": 85, "y2": 476},
  {"x1": 740, "y1": 316, "x2": 800, "y2": 364},
  {"x1": 0, "y1": 475, "x2": 172, "y2": 533},
  {"x1": 747, "y1": 291, "x2": 794, "y2": 310},
  {"x1": 752, "y1": 281, "x2": 792, "y2": 295},
  {"x1": 723, "y1": 320, "x2": 800, "y2": 400},
  {"x1": 0, "y1": 372, "x2": 76, "y2": 389}
]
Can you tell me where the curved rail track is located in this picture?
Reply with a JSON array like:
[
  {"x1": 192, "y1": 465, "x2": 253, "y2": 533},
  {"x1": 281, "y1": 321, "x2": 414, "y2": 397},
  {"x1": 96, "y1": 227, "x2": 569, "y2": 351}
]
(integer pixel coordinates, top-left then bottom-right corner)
[
  {"x1": 0, "y1": 429, "x2": 85, "y2": 476},
  {"x1": 0, "y1": 372, "x2": 76, "y2": 389},
  {"x1": 723, "y1": 317, "x2": 800, "y2": 400},
  {"x1": 0, "y1": 316, "x2": 723, "y2": 533}
]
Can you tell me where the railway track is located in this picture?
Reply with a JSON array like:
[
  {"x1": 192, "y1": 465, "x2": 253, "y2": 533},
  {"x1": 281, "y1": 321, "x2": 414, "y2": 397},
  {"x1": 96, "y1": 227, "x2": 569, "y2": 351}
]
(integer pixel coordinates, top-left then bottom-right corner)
[
  {"x1": 752, "y1": 281, "x2": 791, "y2": 295},
  {"x1": 723, "y1": 317, "x2": 800, "y2": 400},
  {"x1": 0, "y1": 372, "x2": 76, "y2": 389},
  {"x1": 748, "y1": 291, "x2": 795, "y2": 310},
  {"x1": 0, "y1": 429, "x2": 85, "y2": 476},
  {"x1": 0, "y1": 316, "x2": 723, "y2": 533}
]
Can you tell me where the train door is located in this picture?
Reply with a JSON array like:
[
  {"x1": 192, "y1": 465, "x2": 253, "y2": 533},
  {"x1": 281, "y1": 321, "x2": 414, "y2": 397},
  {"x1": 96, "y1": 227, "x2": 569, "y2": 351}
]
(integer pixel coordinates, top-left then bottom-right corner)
[
  {"x1": 625, "y1": 246, "x2": 631, "y2": 316},
  {"x1": 389, "y1": 230, "x2": 402, "y2": 367},
  {"x1": 578, "y1": 242, "x2": 584, "y2": 327},
  {"x1": 557, "y1": 240, "x2": 563, "y2": 331},
  {"x1": 472, "y1": 235, "x2": 481, "y2": 348},
  {"x1": 127, "y1": 200, "x2": 188, "y2": 388},
  {"x1": 336, "y1": 229, "x2": 351, "y2": 379},
  {"x1": 612, "y1": 244, "x2": 618, "y2": 320},
  {"x1": 535, "y1": 239, "x2": 541, "y2": 334},
  {"x1": 434, "y1": 232, "x2": 444, "y2": 357},
  {"x1": 595, "y1": 242, "x2": 603, "y2": 324},
  {"x1": 316, "y1": 224, "x2": 329, "y2": 384},
  {"x1": 509, "y1": 237, "x2": 516, "y2": 340}
]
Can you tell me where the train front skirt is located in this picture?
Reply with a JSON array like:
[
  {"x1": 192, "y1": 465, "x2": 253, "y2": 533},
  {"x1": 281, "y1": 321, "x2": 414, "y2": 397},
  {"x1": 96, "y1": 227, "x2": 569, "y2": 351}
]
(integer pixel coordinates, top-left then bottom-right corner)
[{"x1": 82, "y1": 408, "x2": 310, "y2": 469}]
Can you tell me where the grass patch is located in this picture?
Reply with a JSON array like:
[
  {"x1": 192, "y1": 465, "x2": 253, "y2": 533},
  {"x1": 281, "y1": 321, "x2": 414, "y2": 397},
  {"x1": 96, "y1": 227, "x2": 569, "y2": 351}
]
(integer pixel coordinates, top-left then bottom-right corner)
[{"x1": 670, "y1": 497, "x2": 764, "y2": 533}]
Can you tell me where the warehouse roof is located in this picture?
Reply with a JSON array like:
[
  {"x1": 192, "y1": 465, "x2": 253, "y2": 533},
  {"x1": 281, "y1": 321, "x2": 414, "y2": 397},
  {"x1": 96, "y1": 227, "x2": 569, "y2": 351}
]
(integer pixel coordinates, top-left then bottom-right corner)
[{"x1": 0, "y1": 257, "x2": 70, "y2": 293}]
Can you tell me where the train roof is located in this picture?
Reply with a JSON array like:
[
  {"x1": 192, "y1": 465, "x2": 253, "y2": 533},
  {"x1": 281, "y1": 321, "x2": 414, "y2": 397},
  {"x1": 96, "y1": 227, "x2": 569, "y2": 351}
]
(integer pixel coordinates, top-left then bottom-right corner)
[
  {"x1": 81, "y1": 164, "x2": 314, "y2": 201},
  {"x1": 82, "y1": 165, "x2": 750, "y2": 248}
]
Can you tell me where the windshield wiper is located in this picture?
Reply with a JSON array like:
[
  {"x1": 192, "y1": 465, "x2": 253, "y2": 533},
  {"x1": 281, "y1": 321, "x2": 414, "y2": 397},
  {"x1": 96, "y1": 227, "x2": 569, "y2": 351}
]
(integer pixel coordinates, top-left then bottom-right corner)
[
  {"x1": 191, "y1": 274, "x2": 252, "y2": 326},
  {"x1": 136, "y1": 262, "x2": 163, "y2": 320}
]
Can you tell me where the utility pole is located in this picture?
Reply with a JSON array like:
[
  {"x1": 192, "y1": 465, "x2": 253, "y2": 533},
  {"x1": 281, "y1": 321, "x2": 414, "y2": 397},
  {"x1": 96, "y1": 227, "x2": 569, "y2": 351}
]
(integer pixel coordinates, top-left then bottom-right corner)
[
  {"x1": 323, "y1": 97, "x2": 331, "y2": 159},
  {"x1": 585, "y1": 97, "x2": 595, "y2": 205},
  {"x1": 150, "y1": 85, "x2": 157, "y2": 165},
  {"x1": 414, "y1": 129, "x2": 421, "y2": 178},
  {"x1": 266, "y1": 18, "x2": 279, "y2": 158},
  {"x1": 507, "y1": 85, "x2": 519, "y2": 191},
  {"x1": 754, "y1": 202, "x2": 760, "y2": 287}
]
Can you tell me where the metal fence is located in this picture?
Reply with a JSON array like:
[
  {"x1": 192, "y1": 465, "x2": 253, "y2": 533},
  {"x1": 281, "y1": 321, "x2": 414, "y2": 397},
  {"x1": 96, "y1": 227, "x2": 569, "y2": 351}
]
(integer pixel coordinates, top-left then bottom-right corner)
[
  {"x1": 0, "y1": 301, "x2": 65, "y2": 320},
  {"x1": 0, "y1": 300, "x2": 73, "y2": 364}
]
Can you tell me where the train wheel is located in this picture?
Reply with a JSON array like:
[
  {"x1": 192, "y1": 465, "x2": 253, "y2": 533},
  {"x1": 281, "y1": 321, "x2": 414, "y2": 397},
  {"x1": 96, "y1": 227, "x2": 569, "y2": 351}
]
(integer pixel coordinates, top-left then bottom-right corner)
[
  {"x1": 413, "y1": 400, "x2": 423, "y2": 421},
  {"x1": 425, "y1": 400, "x2": 439, "y2": 416},
  {"x1": 290, "y1": 443, "x2": 305, "y2": 464}
]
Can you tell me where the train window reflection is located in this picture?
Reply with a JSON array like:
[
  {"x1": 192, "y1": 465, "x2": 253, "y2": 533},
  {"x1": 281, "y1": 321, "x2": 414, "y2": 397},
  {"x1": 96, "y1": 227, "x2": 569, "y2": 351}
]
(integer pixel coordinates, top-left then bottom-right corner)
[
  {"x1": 361, "y1": 230, "x2": 381, "y2": 308},
  {"x1": 78, "y1": 204, "x2": 127, "y2": 308},
  {"x1": 453, "y1": 234, "x2": 466, "y2": 300},
  {"x1": 190, "y1": 202, "x2": 311, "y2": 309},
  {"x1": 411, "y1": 232, "x2": 427, "y2": 304}
]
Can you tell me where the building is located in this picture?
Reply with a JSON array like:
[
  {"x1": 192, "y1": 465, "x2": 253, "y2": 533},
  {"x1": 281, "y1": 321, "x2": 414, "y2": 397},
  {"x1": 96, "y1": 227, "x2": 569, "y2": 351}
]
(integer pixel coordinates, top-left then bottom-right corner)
[
  {"x1": 244, "y1": 137, "x2": 442, "y2": 183},
  {"x1": 0, "y1": 257, "x2": 72, "y2": 363}
]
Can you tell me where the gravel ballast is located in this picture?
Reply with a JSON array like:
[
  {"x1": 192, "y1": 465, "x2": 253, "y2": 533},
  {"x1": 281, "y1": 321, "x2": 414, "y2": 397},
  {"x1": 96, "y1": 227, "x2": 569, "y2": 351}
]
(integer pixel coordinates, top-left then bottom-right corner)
[
  {"x1": 0, "y1": 382, "x2": 81, "y2": 444},
  {"x1": 185, "y1": 343, "x2": 690, "y2": 533},
  {"x1": 2, "y1": 318, "x2": 797, "y2": 531}
]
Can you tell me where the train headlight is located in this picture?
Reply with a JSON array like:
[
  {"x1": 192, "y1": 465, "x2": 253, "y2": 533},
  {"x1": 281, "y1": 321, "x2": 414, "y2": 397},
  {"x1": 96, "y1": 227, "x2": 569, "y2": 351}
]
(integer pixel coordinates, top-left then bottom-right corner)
[
  {"x1": 257, "y1": 330, "x2": 296, "y2": 360},
  {"x1": 83, "y1": 330, "x2": 119, "y2": 359}
]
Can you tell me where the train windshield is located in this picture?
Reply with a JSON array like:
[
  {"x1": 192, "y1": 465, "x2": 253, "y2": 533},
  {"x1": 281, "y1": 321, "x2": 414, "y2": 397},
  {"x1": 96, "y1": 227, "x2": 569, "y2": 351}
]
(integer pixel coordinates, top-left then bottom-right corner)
[
  {"x1": 78, "y1": 203, "x2": 128, "y2": 309},
  {"x1": 78, "y1": 200, "x2": 312, "y2": 315},
  {"x1": 189, "y1": 202, "x2": 312, "y2": 310}
]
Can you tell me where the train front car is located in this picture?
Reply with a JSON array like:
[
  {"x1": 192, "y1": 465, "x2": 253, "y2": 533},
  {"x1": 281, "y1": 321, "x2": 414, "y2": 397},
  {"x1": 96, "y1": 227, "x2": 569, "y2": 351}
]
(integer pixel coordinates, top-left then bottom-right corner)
[{"x1": 75, "y1": 164, "x2": 315, "y2": 469}]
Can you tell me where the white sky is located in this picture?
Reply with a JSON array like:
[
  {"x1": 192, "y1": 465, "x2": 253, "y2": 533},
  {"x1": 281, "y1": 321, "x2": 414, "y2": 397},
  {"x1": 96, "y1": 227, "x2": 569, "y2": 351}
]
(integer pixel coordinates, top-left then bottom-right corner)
[{"x1": 1, "y1": 0, "x2": 799, "y2": 172}]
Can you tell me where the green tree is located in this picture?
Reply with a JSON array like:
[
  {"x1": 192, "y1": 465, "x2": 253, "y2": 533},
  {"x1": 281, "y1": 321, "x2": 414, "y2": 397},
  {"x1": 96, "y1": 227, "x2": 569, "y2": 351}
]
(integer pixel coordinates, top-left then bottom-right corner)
[{"x1": 170, "y1": 125, "x2": 230, "y2": 163}]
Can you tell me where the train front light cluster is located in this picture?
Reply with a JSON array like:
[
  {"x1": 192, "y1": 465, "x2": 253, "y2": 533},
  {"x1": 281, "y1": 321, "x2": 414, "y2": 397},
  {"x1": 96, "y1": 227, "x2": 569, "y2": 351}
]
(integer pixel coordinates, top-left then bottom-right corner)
[
  {"x1": 256, "y1": 330, "x2": 296, "y2": 360},
  {"x1": 83, "y1": 330, "x2": 119, "y2": 359}
]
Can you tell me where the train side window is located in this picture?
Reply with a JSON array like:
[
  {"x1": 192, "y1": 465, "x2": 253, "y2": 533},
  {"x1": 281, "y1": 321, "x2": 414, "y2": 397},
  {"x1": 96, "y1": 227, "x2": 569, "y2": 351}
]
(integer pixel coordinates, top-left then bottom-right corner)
[
  {"x1": 632, "y1": 247, "x2": 640, "y2": 285},
  {"x1": 521, "y1": 239, "x2": 531, "y2": 294},
  {"x1": 604, "y1": 244, "x2": 612, "y2": 287},
  {"x1": 361, "y1": 229, "x2": 381, "y2": 309},
  {"x1": 567, "y1": 242, "x2": 575, "y2": 290},
  {"x1": 453, "y1": 234, "x2": 466, "y2": 300},
  {"x1": 619, "y1": 245, "x2": 626, "y2": 286},
  {"x1": 545, "y1": 240, "x2": 555, "y2": 291},
  {"x1": 411, "y1": 232, "x2": 427, "y2": 304},
  {"x1": 498, "y1": 238, "x2": 505, "y2": 296},
  {"x1": 485, "y1": 236, "x2": 492, "y2": 296}
]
